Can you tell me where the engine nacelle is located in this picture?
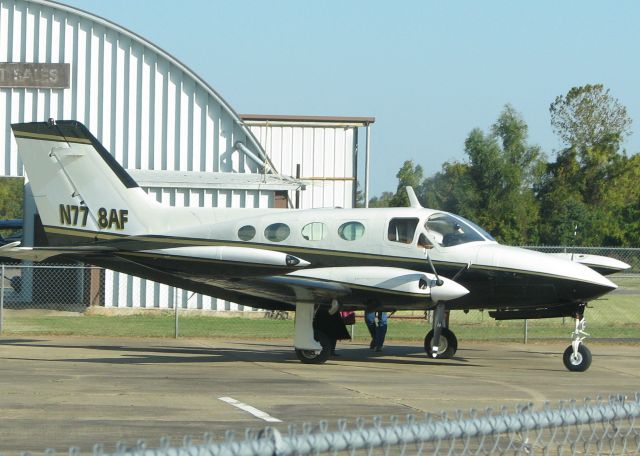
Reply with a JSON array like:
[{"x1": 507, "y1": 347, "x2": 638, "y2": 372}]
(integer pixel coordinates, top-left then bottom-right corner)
[{"x1": 289, "y1": 266, "x2": 468, "y2": 302}]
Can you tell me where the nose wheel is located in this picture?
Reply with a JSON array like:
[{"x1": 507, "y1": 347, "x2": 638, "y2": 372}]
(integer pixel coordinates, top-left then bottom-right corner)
[
  {"x1": 562, "y1": 311, "x2": 591, "y2": 372},
  {"x1": 563, "y1": 343, "x2": 591, "y2": 372},
  {"x1": 424, "y1": 327, "x2": 458, "y2": 359}
]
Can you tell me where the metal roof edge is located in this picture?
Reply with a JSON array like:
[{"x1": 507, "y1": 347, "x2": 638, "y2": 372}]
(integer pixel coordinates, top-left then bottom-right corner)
[
  {"x1": 240, "y1": 114, "x2": 376, "y2": 127},
  {"x1": 24, "y1": 0, "x2": 268, "y2": 163}
]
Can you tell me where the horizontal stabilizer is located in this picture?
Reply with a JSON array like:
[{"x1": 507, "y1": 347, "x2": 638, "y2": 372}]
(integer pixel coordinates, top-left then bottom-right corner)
[{"x1": 0, "y1": 241, "x2": 115, "y2": 262}]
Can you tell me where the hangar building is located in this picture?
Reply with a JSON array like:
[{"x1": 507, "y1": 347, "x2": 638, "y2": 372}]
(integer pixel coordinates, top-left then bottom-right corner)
[{"x1": 0, "y1": 0, "x2": 374, "y2": 310}]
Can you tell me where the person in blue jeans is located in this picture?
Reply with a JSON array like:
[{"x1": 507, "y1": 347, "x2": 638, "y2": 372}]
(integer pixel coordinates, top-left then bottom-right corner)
[{"x1": 365, "y1": 311, "x2": 388, "y2": 352}]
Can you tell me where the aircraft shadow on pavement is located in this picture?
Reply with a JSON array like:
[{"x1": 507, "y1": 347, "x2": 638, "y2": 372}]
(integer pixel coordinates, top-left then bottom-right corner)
[{"x1": 0, "y1": 338, "x2": 481, "y2": 367}]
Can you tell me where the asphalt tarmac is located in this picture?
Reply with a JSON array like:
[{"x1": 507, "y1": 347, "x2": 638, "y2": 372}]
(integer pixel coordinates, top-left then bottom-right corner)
[{"x1": 1, "y1": 337, "x2": 638, "y2": 455}]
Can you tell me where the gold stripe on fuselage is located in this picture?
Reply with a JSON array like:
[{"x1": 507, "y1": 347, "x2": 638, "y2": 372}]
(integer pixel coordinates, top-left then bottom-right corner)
[{"x1": 43, "y1": 225, "x2": 597, "y2": 284}]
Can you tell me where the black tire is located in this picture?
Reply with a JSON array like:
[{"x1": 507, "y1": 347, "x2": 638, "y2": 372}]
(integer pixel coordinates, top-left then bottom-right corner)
[
  {"x1": 563, "y1": 344, "x2": 592, "y2": 372},
  {"x1": 295, "y1": 331, "x2": 332, "y2": 364},
  {"x1": 424, "y1": 328, "x2": 458, "y2": 359}
]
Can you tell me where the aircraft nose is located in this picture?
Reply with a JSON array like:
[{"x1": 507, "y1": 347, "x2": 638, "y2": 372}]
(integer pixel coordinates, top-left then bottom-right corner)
[{"x1": 476, "y1": 244, "x2": 618, "y2": 302}]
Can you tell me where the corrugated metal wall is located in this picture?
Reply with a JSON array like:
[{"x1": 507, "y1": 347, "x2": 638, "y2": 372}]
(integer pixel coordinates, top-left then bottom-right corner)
[
  {"x1": 0, "y1": 0, "x2": 264, "y2": 177},
  {"x1": 0, "y1": 0, "x2": 362, "y2": 312},
  {"x1": 247, "y1": 123, "x2": 356, "y2": 209}
]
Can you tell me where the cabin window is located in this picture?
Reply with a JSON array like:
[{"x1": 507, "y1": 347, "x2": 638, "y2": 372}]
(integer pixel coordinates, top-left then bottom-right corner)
[
  {"x1": 301, "y1": 222, "x2": 327, "y2": 241},
  {"x1": 425, "y1": 213, "x2": 485, "y2": 247},
  {"x1": 338, "y1": 221, "x2": 365, "y2": 241},
  {"x1": 237, "y1": 225, "x2": 256, "y2": 241},
  {"x1": 417, "y1": 233, "x2": 434, "y2": 249},
  {"x1": 264, "y1": 223, "x2": 291, "y2": 242},
  {"x1": 387, "y1": 218, "x2": 419, "y2": 244}
]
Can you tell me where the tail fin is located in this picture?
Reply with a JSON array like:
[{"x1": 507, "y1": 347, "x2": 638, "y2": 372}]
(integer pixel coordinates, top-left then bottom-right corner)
[{"x1": 11, "y1": 120, "x2": 165, "y2": 245}]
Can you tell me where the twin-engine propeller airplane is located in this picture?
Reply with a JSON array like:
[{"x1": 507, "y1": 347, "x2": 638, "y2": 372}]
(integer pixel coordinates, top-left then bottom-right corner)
[{"x1": 3, "y1": 120, "x2": 630, "y2": 371}]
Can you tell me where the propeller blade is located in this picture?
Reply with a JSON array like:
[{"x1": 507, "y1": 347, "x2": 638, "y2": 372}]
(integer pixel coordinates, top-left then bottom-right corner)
[{"x1": 425, "y1": 251, "x2": 444, "y2": 286}]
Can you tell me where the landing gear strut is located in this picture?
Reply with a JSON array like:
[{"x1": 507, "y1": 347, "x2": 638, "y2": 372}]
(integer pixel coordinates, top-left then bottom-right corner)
[
  {"x1": 293, "y1": 304, "x2": 347, "y2": 364},
  {"x1": 562, "y1": 306, "x2": 591, "y2": 372}
]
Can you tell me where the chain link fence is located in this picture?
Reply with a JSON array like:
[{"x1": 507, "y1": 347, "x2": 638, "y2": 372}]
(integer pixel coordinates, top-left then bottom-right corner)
[
  {"x1": 29, "y1": 393, "x2": 640, "y2": 456},
  {"x1": 1, "y1": 246, "x2": 639, "y2": 341}
]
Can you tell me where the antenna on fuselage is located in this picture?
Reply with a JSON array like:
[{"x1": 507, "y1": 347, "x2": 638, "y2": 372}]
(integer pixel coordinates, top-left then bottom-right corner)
[{"x1": 406, "y1": 186, "x2": 422, "y2": 208}]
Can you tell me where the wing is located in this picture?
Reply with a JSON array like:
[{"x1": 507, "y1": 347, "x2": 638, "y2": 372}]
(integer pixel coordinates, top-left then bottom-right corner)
[
  {"x1": 177, "y1": 266, "x2": 468, "y2": 311},
  {"x1": 0, "y1": 241, "x2": 467, "y2": 312}
]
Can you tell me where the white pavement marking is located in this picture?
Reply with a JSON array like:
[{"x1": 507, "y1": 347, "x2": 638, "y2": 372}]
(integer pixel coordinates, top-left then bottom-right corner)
[{"x1": 218, "y1": 396, "x2": 282, "y2": 422}]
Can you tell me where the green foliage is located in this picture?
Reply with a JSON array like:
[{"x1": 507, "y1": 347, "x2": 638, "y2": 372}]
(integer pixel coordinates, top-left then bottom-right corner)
[
  {"x1": 539, "y1": 85, "x2": 639, "y2": 245},
  {"x1": 422, "y1": 105, "x2": 545, "y2": 244},
  {"x1": 0, "y1": 177, "x2": 24, "y2": 220},
  {"x1": 389, "y1": 160, "x2": 423, "y2": 207},
  {"x1": 370, "y1": 85, "x2": 637, "y2": 247},
  {"x1": 368, "y1": 191, "x2": 395, "y2": 208},
  {"x1": 550, "y1": 84, "x2": 632, "y2": 150},
  {"x1": 0, "y1": 177, "x2": 24, "y2": 240}
]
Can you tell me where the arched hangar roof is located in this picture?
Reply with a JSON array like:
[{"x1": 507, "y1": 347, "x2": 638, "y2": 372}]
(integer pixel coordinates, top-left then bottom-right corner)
[{"x1": 0, "y1": 0, "x2": 270, "y2": 177}]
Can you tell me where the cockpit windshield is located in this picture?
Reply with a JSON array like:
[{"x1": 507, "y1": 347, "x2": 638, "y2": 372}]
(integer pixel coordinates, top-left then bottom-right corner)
[{"x1": 424, "y1": 213, "x2": 493, "y2": 247}]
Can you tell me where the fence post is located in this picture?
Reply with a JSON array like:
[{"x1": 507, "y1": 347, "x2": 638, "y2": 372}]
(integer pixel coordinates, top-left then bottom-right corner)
[
  {"x1": 0, "y1": 264, "x2": 4, "y2": 334},
  {"x1": 174, "y1": 287, "x2": 179, "y2": 338}
]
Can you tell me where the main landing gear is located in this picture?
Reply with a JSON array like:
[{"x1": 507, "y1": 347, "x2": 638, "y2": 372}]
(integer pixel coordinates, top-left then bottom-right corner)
[
  {"x1": 295, "y1": 331, "x2": 332, "y2": 364},
  {"x1": 423, "y1": 303, "x2": 458, "y2": 359},
  {"x1": 293, "y1": 303, "x2": 349, "y2": 364},
  {"x1": 563, "y1": 306, "x2": 592, "y2": 372}
]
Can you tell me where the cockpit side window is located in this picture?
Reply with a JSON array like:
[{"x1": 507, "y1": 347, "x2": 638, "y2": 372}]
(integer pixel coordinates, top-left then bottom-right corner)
[
  {"x1": 425, "y1": 213, "x2": 485, "y2": 247},
  {"x1": 387, "y1": 218, "x2": 419, "y2": 244},
  {"x1": 417, "y1": 233, "x2": 434, "y2": 249}
]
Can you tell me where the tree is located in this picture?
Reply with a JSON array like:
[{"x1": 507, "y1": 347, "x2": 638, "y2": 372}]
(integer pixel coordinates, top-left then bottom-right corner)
[
  {"x1": 0, "y1": 177, "x2": 24, "y2": 240},
  {"x1": 389, "y1": 160, "x2": 423, "y2": 207},
  {"x1": 0, "y1": 177, "x2": 24, "y2": 220},
  {"x1": 422, "y1": 161, "x2": 477, "y2": 216},
  {"x1": 423, "y1": 105, "x2": 544, "y2": 244},
  {"x1": 550, "y1": 84, "x2": 632, "y2": 151},
  {"x1": 368, "y1": 191, "x2": 394, "y2": 208},
  {"x1": 540, "y1": 84, "x2": 638, "y2": 246}
]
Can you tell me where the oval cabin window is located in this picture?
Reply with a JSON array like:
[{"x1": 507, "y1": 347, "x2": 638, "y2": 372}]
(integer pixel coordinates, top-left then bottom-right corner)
[
  {"x1": 301, "y1": 222, "x2": 327, "y2": 241},
  {"x1": 264, "y1": 223, "x2": 291, "y2": 242},
  {"x1": 238, "y1": 225, "x2": 256, "y2": 241},
  {"x1": 338, "y1": 221, "x2": 365, "y2": 241}
]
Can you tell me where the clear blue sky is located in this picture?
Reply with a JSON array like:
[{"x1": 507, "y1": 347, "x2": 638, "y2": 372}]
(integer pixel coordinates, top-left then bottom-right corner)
[{"x1": 62, "y1": 0, "x2": 640, "y2": 197}]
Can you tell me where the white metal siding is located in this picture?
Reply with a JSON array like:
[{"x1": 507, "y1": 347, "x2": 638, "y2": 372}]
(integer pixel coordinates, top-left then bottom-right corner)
[
  {"x1": 0, "y1": 0, "x2": 271, "y2": 311},
  {"x1": 0, "y1": 0, "x2": 265, "y2": 178},
  {"x1": 1, "y1": 0, "x2": 360, "y2": 312},
  {"x1": 248, "y1": 124, "x2": 356, "y2": 209}
]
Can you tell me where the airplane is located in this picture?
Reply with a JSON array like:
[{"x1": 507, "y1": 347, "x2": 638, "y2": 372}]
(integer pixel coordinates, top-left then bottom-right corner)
[{"x1": 2, "y1": 119, "x2": 630, "y2": 372}]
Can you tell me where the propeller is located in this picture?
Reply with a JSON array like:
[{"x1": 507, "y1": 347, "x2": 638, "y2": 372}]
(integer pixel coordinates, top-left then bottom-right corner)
[{"x1": 426, "y1": 251, "x2": 444, "y2": 286}]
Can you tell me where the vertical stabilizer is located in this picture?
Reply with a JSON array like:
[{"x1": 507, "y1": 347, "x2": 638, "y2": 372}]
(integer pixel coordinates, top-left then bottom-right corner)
[{"x1": 11, "y1": 120, "x2": 165, "y2": 244}]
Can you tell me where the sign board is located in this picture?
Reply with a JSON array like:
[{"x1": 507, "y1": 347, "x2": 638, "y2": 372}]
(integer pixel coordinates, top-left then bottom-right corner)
[{"x1": 0, "y1": 63, "x2": 70, "y2": 89}]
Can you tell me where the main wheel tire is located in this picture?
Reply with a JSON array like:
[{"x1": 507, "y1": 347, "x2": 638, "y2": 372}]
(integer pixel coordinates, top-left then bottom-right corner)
[
  {"x1": 424, "y1": 328, "x2": 458, "y2": 359},
  {"x1": 295, "y1": 331, "x2": 332, "y2": 364},
  {"x1": 563, "y1": 344, "x2": 592, "y2": 372}
]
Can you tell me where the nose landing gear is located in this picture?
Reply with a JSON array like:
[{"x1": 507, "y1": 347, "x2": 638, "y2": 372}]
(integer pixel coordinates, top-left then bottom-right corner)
[
  {"x1": 424, "y1": 303, "x2": 458, "y2": 359},
  {"x1": 562, "y1": 307, "x2": 592, "y2": 372}
]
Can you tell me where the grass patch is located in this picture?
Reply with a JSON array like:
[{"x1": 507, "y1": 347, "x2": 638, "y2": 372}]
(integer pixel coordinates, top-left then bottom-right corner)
[
  {"x1": 2, "y1": 275, "x2": 638, "y2": 342},
  {"x1": 2, "y1": 310, "x2": 639, "y2": 342}
]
